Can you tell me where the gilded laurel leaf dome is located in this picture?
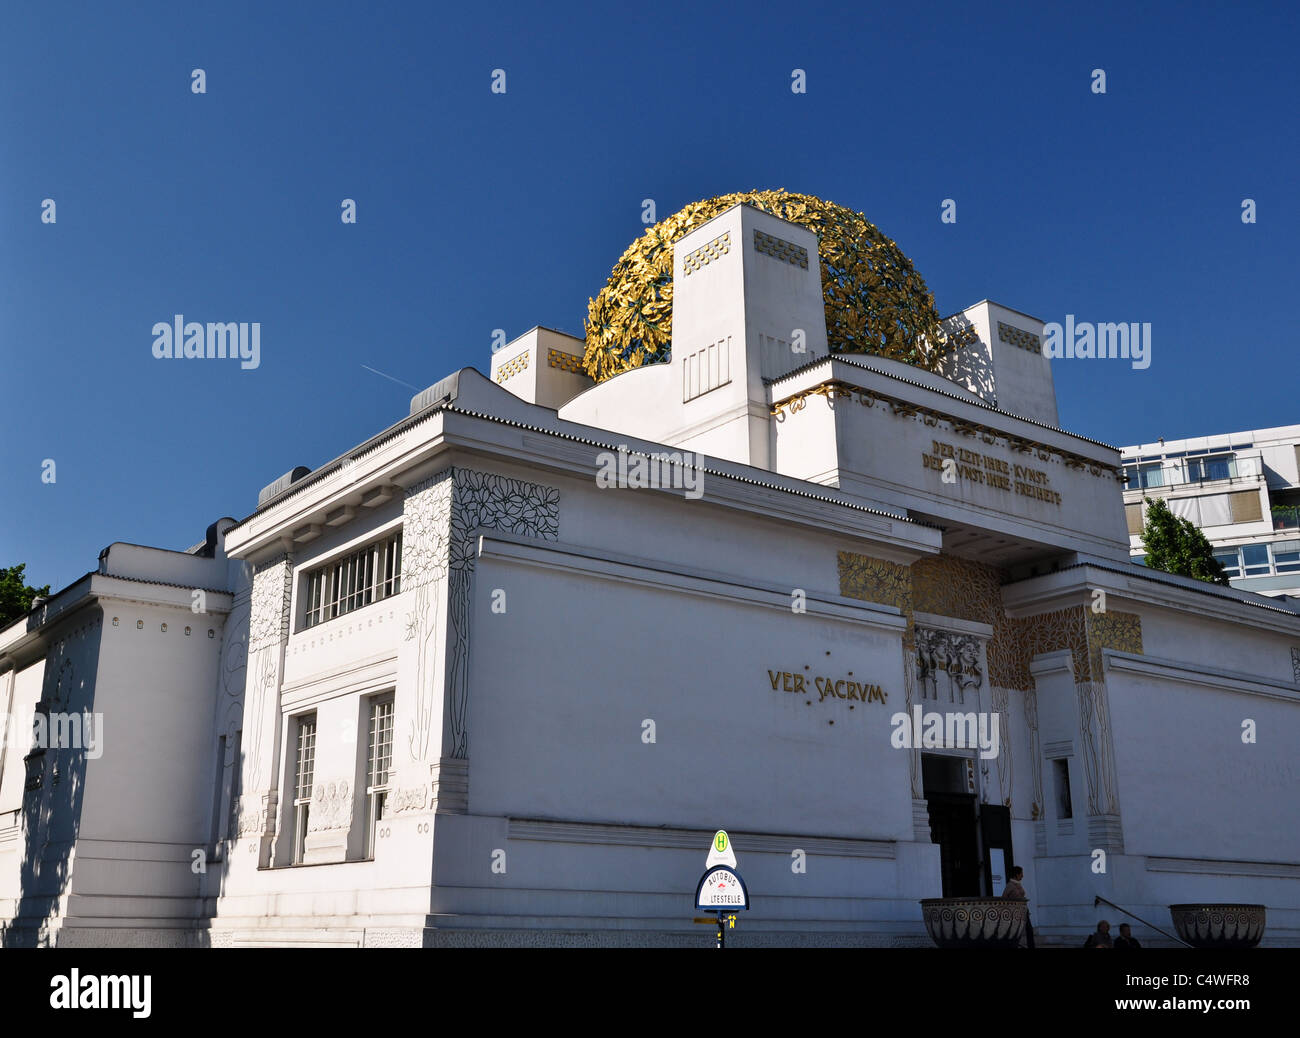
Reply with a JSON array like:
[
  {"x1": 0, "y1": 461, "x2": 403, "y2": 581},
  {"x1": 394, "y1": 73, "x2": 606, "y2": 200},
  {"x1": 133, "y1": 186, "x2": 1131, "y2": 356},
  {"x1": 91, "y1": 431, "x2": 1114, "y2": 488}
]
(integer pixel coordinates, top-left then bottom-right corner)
[{"x1": 582, "y1": 189, "x2": 950, "y2": 383}]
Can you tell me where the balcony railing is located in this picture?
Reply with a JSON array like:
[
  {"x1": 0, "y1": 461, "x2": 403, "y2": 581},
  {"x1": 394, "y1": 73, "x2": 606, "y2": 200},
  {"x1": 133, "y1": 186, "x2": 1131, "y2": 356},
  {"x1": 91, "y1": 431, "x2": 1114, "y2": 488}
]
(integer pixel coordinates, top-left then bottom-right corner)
[
  {"x1": 1123, "y1": 452, "x2": 1264, "y2": 492},
  {"x1": 1273, "y1": 506, "x2": 1300, "y2": 531}
]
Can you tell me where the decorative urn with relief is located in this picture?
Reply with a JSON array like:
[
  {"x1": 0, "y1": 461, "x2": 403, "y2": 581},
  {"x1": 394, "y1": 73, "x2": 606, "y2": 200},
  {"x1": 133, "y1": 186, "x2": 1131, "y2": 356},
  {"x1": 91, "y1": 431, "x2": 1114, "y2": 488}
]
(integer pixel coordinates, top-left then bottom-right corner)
[
  {"x1": 920, "y1": 897, "x2": 1027, "y2": 948},
  {"x1": 1169, "y1": 904, "x2": 1266, "y2": 949}
]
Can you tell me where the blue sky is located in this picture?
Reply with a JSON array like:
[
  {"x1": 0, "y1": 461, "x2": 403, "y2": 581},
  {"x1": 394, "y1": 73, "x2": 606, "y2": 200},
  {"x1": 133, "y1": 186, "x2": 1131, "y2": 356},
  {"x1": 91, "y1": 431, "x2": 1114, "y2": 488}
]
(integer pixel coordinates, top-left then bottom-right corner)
[{"x1": 3, "y1": 0, "x2": 1297, "y2": 593}]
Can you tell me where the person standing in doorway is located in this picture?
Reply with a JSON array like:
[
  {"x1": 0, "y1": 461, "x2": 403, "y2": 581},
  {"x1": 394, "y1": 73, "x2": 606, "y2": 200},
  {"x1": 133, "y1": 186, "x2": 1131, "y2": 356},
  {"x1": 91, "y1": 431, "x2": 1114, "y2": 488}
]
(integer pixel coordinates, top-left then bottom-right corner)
[{"x1": 1001, "y1": 865, "x2": 1034, "y2": 949}]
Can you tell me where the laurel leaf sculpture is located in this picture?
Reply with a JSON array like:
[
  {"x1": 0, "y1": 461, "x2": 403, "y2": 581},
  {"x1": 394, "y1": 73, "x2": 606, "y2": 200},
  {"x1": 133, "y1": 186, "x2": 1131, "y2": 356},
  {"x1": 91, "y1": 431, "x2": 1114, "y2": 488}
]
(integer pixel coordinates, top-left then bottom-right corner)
[{"x1": 583, "y1": 189, "x2": 955, "y2": 383}]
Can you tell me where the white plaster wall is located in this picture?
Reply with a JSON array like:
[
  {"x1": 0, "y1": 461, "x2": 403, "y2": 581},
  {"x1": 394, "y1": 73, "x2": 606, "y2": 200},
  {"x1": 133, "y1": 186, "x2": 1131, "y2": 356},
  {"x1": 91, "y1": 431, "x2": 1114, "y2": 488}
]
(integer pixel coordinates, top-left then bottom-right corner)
[
  {"x1": 491, "y1": 462, "x2": 922, "y2": 607},
  {"x1": 1107, "y1": 669, "x2": 1300, "y2": 862},
  {"x1": 83, "y1": 603, "x2": 224, "y2": 845},
  {"x1": 769, "y1": 392, "x2": 840, "y2": 486},
  {"x1": 464, "y1": 551, "x2": 912, "y2": 839},
  {"x1": 981, "y1": 302, "x2": 1058, "y2": 427},
  {"x1": 1138, "y1": 608, "x2": 1297, "y2": 686}
]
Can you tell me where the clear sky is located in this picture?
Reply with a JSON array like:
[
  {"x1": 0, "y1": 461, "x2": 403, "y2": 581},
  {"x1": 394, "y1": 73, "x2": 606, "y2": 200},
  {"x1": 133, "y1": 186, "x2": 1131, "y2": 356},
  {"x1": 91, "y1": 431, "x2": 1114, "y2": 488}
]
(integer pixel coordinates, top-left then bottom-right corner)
[{"x1": 2, "y1": 0, "x2": 1297, "y2": 593}]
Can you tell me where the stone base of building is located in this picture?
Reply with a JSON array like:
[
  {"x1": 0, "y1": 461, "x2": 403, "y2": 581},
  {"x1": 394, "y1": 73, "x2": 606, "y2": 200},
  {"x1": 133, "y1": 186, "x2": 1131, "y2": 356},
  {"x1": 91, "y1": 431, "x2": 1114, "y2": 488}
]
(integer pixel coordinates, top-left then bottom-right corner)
[
  {"x1": 204, "y1": 922, "x2": 937, "y2": 948},
  {"x1": 1, "y1": 923, "x2": 207, "y2": 948}
]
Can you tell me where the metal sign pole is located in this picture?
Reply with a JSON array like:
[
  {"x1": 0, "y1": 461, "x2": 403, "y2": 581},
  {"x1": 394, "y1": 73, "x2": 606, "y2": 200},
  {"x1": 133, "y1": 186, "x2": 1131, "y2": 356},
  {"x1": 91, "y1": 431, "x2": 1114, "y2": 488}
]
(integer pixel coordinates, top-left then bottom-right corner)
[{"x1": 695, "y1": 831, "x2": 748, "y2": 947}]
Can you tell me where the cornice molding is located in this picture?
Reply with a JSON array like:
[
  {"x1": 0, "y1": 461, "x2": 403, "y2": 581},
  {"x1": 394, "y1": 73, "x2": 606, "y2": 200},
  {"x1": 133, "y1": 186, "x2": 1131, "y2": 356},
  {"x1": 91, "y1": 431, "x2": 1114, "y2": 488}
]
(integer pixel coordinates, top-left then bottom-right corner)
[
  {"x1": 226, "y1": 404, "x2": 942, "y2": 564},
  {"x1": 1002, "y1": 564, "x2": 1300, "y2": 635},
  {"x1": 1103, "y1": 649, "x2": 1300, "y2": 702},
  {"x1": 507, "y1": 817, "x2": 898, "y2": 859},
  {"x1": 771, "y1": 376, "x2": 1122, "y2": 477},
  {"x1": 479, "y1": 532, "x2": 909, "y2": 634}
]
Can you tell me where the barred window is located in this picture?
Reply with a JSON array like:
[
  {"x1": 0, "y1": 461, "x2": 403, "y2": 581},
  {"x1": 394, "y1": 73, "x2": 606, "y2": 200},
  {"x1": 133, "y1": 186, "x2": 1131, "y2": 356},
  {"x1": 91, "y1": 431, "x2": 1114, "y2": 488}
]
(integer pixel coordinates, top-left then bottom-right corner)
[
  {"x1": 304, "y1": 530, "x2": 402, "y2": 629},
  {"x1": 293, "y1": 714, "x2": 317, "y2": 864},
  {"x1": 365, "y1": 696, "x2": 394, "y2": 859}
]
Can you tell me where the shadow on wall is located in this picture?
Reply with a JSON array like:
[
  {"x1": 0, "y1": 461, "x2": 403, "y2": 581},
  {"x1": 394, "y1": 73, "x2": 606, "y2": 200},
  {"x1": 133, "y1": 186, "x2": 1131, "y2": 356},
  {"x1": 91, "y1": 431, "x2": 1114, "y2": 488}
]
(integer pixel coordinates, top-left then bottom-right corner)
[
  {"x1": 938, "y1": 314, "x2": 995, "y2": 405},
  {"x1": 204, "y1": 596, "x2": 251, "y2": 932},
  {"x1": 0, "y1": 612, "x2": 99, "y2": 948}
]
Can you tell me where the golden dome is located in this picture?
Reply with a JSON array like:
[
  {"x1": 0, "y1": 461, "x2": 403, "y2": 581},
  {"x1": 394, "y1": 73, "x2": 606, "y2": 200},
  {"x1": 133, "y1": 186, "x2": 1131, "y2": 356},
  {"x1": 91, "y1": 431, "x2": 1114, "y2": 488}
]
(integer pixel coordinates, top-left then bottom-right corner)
[{"x1": 583, "y1": 189, "x2": 950, "y2": 382}]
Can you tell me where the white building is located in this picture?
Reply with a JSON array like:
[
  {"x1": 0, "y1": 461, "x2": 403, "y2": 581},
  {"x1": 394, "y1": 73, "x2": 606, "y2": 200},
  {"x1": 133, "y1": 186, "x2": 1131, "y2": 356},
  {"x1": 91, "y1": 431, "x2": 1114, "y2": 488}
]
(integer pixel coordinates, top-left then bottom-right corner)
[
  {"x1": 1121, "y1": 426, "x2": 1300, "y2": 600},
  {"x1": 3, "y1": 194, "x2": 1299, "y2": 947}
]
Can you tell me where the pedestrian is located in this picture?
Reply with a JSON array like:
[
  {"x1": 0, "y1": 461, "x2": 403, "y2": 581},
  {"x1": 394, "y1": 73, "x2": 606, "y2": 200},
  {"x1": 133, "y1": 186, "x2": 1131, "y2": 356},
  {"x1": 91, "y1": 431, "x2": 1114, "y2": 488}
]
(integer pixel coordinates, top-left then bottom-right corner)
[
  {"x1": 1000, "y1": 865, "x2": 1034, "y2": 949},
  {"x1": 1084, "y1": 920, "x2": 1113, "y2": 948},
  {"x1": 1114, "y1": 923, "x2": 1142, "y2": 949}
]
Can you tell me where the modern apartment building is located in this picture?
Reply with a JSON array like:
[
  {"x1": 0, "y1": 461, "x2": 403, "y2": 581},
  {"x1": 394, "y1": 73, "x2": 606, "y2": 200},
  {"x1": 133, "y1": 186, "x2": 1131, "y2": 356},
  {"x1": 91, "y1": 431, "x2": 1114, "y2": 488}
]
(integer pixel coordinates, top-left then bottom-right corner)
[{"x1": 1121, "y1": 425, "x2": 1300, "y2": 599}]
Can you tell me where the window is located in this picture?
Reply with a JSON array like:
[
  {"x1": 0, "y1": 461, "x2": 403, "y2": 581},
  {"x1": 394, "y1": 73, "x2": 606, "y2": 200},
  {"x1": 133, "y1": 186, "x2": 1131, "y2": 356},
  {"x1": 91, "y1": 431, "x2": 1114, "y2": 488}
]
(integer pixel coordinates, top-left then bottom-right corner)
[
  {"x1": 1052, "y1": 759, "x2": 1072, "y2": 820},
  {"x1": 1214, "y1": 549, "x2": 1241, "y2": 578},
  {"x1": 1273, "y1": 506, "x2": 1300, "y2": 531},
  {"x1": 1241, "y1": 543, "x2": 1270, "y2": 576},
  {"x1": 293, "y1": 714, "x2": 317, "y2": 864},
  {"x1": 304, "y1": 530, "x2": 402, "y2": 629},
  {"x1": 226, "y1": 729, "x2": 243, "y2": 843},
  {"x1": 1188, "y1": 453, "x2": 1236, "y2": 482},
  {"x1": 1272, "y1": 540, "x2": 1300, "y2": 574},
  {"x1": 209, "y1": 735, "x2": 227, "y2": 854},
  {"x1": 365, "y1": 695, "x2": 394, "y2": 859},
  {"x1": 1228, "y1": 491, "x2": 1263, "y2": 524},
  {"x1": 1131, "y1": 554, "x2": 1146, "y2": 566},
  {"x1": 1133, "y1": 463, "x2": 1165, "y2": 490}
]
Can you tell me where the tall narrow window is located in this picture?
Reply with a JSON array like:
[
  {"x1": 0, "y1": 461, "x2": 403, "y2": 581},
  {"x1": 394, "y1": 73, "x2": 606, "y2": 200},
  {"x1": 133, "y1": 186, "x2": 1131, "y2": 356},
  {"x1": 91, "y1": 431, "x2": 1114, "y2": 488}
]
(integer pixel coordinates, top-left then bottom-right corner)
[
  {"x1": 226, "y1": 729, "x2": 243, "y2": 843},
  {"x1": 1052, "y1": 758, "x2": 1072, "y2": 820},
  {"x1": 209, "y1": 735, "x2": 227, "y2": 854},
  {"x1": 365, "y1": 696, "x2": 394, "y2": 859},
  {"x1": 293, "y1": 715, "x2": 317, "y2": 864}
]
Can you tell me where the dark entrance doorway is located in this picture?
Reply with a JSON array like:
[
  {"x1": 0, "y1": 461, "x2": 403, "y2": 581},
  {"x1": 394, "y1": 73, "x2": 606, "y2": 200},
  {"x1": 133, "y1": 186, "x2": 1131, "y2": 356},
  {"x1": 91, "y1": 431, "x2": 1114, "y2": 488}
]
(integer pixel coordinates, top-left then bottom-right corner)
[{"x1": 922, "y1": 754, "x2": 981, "y2": 897}]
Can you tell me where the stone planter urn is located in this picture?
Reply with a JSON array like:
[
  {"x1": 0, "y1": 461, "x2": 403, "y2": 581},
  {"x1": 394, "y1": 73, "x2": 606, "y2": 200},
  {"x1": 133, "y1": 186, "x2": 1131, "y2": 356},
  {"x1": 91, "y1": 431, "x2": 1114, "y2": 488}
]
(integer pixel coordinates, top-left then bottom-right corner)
[
  {"x1": 1169, "y1": 904, "x2": 1266, "y2": 949},
  {"x1": 920, "y1": 897, "x2": 1027, "y2": 948}
]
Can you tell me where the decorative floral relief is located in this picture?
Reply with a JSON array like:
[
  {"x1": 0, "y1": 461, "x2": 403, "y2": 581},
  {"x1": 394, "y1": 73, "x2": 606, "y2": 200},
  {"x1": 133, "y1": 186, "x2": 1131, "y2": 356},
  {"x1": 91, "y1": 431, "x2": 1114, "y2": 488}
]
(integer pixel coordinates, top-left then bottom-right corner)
[
  {"x1": 391, "y1": 786, "x2": 430, "y2": 814},
  {"x1": 244, "y1": 647, "x2": 277, "y2": 792},
  {"x1": 1086, "y1": 610, "x2": 1143, "y2": 679},
  {"x1": 237, "y1": 798, "x2": 269, "y2": 838},
  {"x1": 838, "y1": 552, "x2": 912, "y2": 626},
  {"x1": 221, "y1": 600, "x2": 250, "y2": 701},
  {"x1": 445, "y1": 471, "x2": 559, "y2": 758},
  {"x1": 402, "y1": 472, "x2": 454, "y2": 590},
  {"x1": 1076, "y1": 680, "x2": 1102, "y2": 815},
  {"x1": 402, "y1": 468, "x2": 560, "y2": 763},
  {"x1": 1022, "y1": 687, "x2": 1043, "y2": 820},
  {"x1": 991, "y1": 685, "x2": 1012, "y2": 809},
  {"x1": 249, "y1": 555, "x2": 292, "y2": 650}
]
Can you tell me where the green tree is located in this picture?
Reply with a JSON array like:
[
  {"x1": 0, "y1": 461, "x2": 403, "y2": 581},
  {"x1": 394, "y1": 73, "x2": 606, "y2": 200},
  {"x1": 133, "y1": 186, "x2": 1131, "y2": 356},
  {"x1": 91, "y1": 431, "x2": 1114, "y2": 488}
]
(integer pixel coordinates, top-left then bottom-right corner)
[
  {"x1": 1138, "y1": 497, "x2": 1230, "y2": 585},
  {"x1": 0, "y1": 563, "x2": 51, "y2": 627}
]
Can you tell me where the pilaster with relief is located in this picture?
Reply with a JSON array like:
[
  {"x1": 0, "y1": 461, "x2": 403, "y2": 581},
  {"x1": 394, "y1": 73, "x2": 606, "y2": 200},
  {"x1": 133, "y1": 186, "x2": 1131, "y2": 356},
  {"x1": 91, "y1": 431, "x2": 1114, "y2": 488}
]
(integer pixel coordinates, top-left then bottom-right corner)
[
  {"x1": 235, "y1": 553, "x2": 292, "y2": 867},
  {"x1": 393, "y1": 467, "x2": 560, "y2": 816}
]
